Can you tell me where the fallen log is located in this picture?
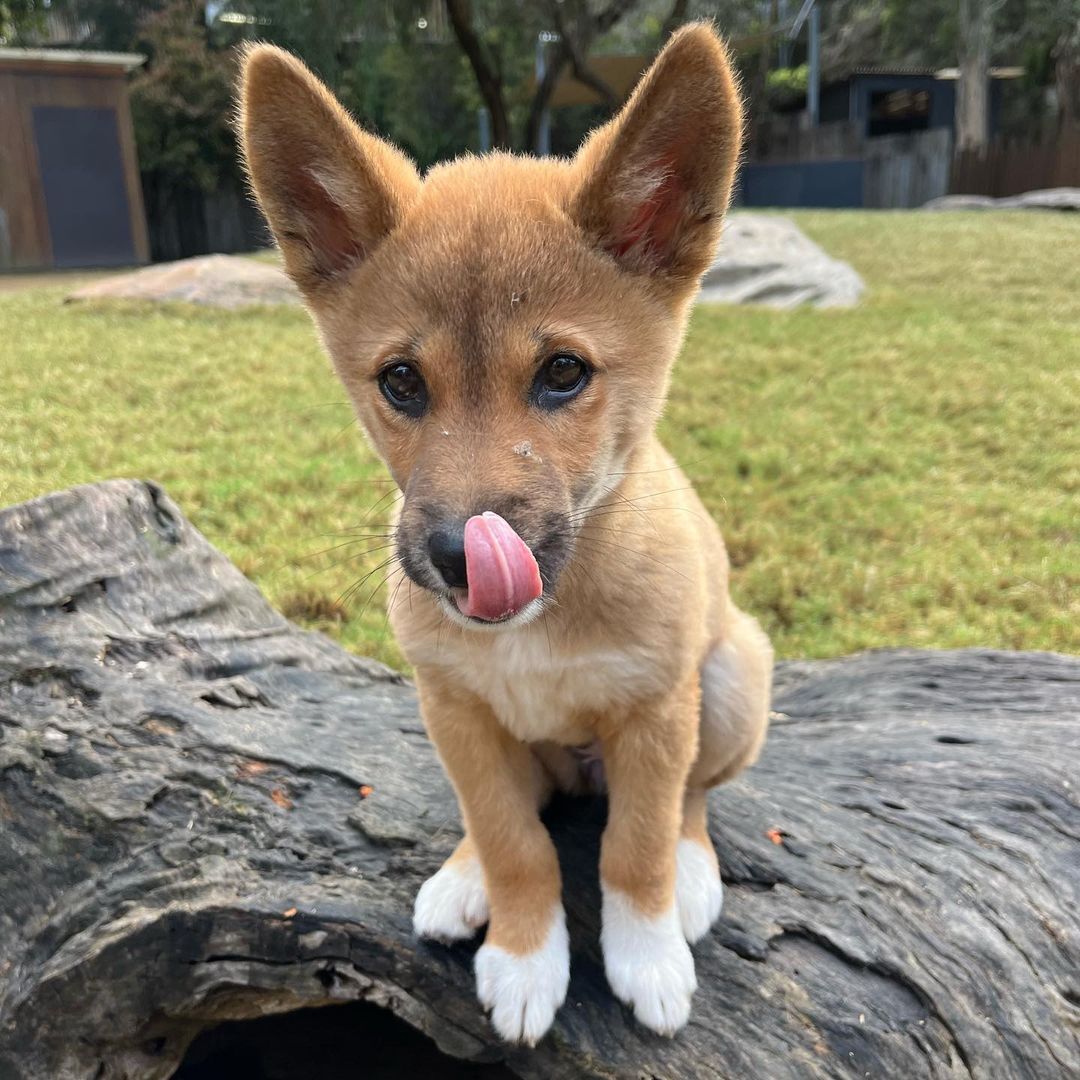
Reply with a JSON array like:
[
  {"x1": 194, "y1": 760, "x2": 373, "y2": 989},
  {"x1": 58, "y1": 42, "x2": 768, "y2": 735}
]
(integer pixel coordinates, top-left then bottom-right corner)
[{"x1": 0, "y1": 480, "x2": 1076, "y2": 1079}]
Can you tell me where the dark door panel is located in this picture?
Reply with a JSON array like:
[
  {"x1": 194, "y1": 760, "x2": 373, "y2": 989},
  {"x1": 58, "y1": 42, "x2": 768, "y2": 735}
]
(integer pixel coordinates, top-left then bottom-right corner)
[{"x1": 32, "y1": 105, "x2": 136, "y2": 268}]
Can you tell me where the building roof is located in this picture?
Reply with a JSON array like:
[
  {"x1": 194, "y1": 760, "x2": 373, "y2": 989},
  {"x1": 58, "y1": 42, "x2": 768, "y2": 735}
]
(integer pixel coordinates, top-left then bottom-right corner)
[
  {"x1": 542, "y1": 56, "x2": 1025, "y2": 110},
  {"x1": 0, "y1": 47, "x2": 145, "y2": 73},
  {"x1": 835, "y1": 64, "x2": 1023, "y2": 81},
  {"x1": 934, "y1": 66, "x2": 1024, "y2": 80}
]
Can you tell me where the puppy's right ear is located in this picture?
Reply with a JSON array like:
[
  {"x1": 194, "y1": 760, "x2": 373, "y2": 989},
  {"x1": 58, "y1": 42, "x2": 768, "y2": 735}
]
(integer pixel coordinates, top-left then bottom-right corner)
[{"x1": 238, "y1": 44, "x2": 420, "y2": 297}]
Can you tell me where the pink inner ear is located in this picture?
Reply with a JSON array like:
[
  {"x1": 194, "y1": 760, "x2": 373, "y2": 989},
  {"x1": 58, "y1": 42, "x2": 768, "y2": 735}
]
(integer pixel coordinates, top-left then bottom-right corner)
[
  {"x1": 291, "y1": 167, "x2": 364, "y2": 278},
  {"x1": 609, "y1": 151, "x2": 689, "y2": 265}
]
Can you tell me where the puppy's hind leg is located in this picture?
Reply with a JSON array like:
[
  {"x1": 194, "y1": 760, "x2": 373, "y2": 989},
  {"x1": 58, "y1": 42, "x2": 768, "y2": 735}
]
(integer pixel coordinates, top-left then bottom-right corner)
[
  {"x1": 675, "y1": 787, "x2": 724, "y2": 944},
  {"x1": 696, "y1": 607, "x2": 773, "y2": 787},
  {"x1": 676, "y1": 608, "x2": 773, "y2": 943}
]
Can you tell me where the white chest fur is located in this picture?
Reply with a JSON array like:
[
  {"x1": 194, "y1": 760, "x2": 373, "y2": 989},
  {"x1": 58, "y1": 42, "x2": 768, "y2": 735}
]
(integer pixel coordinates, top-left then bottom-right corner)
[{"x1": 418, "y1": 624, "x2": 668, "y2": 745}]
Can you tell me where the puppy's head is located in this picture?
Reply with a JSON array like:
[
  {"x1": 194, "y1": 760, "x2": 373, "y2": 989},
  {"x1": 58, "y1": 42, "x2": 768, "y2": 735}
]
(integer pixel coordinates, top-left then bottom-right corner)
[{"x1": 239, "y1": 25, "x2": 741, "y2": 628}]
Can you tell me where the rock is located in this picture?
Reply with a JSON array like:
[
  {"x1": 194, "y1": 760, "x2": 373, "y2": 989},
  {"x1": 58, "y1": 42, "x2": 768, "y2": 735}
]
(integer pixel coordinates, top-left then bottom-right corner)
[
  {"x1": 922, "y1": 194, "x2": 999, "y2": 210},
  {"x1": 699, "y1": 214, "x2": 866, "y2": 309},
  {"x1": 924, "y1": 187, "x2": 1080, "y2": 211},
  {"x1": 0, "y1": 480, "x2": 1077, "y2": 1079},
  {"x1": 65, "y1": 253, "x2": 300, "y2": 308},
  {"x1": 63, "y1": 217, "x2": 865, "y2": 314},
  {"x1": 998, "y1": 187, "x2": 1080, "y2": 211}
]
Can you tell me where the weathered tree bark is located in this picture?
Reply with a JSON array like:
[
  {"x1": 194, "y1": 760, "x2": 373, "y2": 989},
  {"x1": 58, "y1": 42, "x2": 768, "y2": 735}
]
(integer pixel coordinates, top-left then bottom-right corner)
[{"x1": 0, "y1": 480, "x2": 1077, "y2": 1079}]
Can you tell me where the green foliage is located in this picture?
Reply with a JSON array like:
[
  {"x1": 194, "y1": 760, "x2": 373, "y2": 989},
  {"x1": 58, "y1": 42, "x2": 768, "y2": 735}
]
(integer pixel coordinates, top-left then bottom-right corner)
[
  {"x1": 10, "y1": 0, "x2": 1079, "y2": 172},
  {"x1": 2, "y1": 212, "x2": 1077, "y2": 665},
  {"x1": 31, "y1": 0, "x2": 171, "y2": 51},
  {"x1": 0, "y1": 0, "x2": 46, "y2": 43},
  {"x1": 221, "y1": 0, "x2": 371, "y2": 88},
  {"x1": 338, "y1": 36, "x2": 482, "y2": 168},
  {"x1": 881, "y1": 0, "x2": 958, "y2": 67},
  {"x1": 206, "y1": 3, "x2": 484, "y2": 166},
  {"x1": 768, "y1": 65, "x2": 808, "y2": 92},
  {"x1": 128, "y1": 0, "x2": 238, "y2": 191},
  {"x1": 766, "y1": 64, "x2": 808, "y2": 108}
]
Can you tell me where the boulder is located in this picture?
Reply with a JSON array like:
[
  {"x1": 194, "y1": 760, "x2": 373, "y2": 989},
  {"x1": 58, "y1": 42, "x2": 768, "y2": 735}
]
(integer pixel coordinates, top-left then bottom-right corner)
[
  {"x1": 63, "y1": 218, "x2": 866, "y2": 313},
  {"x1": 921, "y1": 194, "x2": 999, "y2": 210},
  {"x1": 0, "y1": 480, "x2": 1076, "y2": 1079},
  {"x1": 924, "y1": 188, "x2": 1080, "y2": 212},
  {"x1": 699, "y1": 214, "x2": 866, "y2": 309},
  {"x1": 65, "y1": 253, "x2": 300, "y2": 309},
  {"x1": 998, "y1": 187, "x2": 1080, "y2": 211}
]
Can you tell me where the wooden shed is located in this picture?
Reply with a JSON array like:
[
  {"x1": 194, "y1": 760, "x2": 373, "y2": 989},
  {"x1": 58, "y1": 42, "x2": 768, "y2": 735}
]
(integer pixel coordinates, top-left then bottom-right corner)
[{"x1": 0, "y1": 48, "x2": 149, "y2": 271}]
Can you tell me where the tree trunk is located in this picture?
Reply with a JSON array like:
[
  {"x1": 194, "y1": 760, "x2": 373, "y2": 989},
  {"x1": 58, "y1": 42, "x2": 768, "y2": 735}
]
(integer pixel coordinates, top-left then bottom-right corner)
[
  {"x1": 1053, "y1": 20, "x2": 1080, "y2": 124},
  {"x1": 1, "y1": 480, "x2": 1078, "y2": 1079},
  {"x1": 523, "y1": 0, "x2": 641, "y2": 154},
  {"x1": 956, "y1": 0, "x2": 995, "y2": 153},
  {"x1": 524, "y1": 39, "x2": 571, "y2": 154},
  {"x1": 444, "y1": 0, "x2": 512, "y2": 149}
]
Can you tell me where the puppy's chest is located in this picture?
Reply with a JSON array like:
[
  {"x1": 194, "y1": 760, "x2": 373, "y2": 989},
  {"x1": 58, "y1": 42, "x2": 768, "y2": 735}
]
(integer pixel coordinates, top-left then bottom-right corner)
[{"x1": 455, "y1": 635, "x2": 665, "y2": 744}]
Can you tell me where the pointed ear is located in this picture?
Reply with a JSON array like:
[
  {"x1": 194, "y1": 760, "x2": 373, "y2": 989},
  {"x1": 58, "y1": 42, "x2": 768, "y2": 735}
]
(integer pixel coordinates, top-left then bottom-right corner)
[
  {"x1": 238, "y1": 44, "x2": 421, "y2": 297},
  {"x1": 570, "y1": 24, "x2": 743, "y2": 284}
]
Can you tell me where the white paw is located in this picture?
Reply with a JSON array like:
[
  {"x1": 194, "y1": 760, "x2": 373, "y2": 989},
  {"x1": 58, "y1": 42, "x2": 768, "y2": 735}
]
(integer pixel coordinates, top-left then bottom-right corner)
[
  {"x1": 601, "y1": 885, "x2": 697, "y2": 1036},
  {"x1": 474, "y1": 906, "x2": 570, "y2": 1045},
  {"x1": 675, "y1": 837, "x2": 724, "y2": 943},
  {"x1": 413, "y1": 858, "x2": 489, "y2": 942}
]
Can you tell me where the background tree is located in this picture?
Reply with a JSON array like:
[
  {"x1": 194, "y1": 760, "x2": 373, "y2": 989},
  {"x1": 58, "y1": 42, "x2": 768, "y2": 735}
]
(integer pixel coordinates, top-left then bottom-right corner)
[
  {"x1": 1054, "y1": 14, "x2": 1080, "y2": 120},
  {"x1": 0, "y1": 0, "x2": 46, "y2": 42},
  {"x1": 7, "y1": 0, "x2": 1077, "y2": 258},
  {"x1": 129, "y1": 0, "x2": 234, "y2": 194},
  {"x1": 957, "y1": 0, "x2": 1006, "y2": 151},
  {"x1": 443, "y1": 0, "x2": 518, "y2": 148},
  {"x1": 445, "y1": 0, "x2": 692, "y2": 153}
]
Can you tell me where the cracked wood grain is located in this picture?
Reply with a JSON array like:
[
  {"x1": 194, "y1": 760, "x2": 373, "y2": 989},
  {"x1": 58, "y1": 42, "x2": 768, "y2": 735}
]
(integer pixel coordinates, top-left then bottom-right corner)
[{"x1": 0, "y1": 480, "x2": 1077, "y2": 1079}]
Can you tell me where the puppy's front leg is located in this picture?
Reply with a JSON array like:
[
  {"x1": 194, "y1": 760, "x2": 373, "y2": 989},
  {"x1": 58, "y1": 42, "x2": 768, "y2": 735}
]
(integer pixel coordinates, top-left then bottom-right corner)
[
  {"x1": 415, "y1": 668, "x2": 568, "y2": 1045},
  {"x1": 599, "y1": 676, "x2": 700, "y2": 1035}
]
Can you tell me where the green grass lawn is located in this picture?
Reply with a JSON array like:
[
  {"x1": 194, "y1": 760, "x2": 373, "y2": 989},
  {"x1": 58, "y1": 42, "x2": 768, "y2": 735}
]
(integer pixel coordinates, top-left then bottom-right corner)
[{"x1": 2, "y1": 211, "x2": 1077, "y2": 668}]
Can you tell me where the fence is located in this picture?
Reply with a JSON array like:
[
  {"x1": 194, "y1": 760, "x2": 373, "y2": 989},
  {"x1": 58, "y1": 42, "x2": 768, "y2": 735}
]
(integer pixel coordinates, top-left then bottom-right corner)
[
  {"x1": 951, "y1": 123, "x2": 1080, "y2": 197},
  {"x1": 140, "y1": 176, "x2": 268, "y2": 263},
  {"x1": 738, "y1": 159, "x2": 864, "y2": 208},
  {"x1": 865, "y1": 129, "x2": 953, "y2": 208},
  {"x1": 740, "y1": 121, "x2": 953, "y2": 209},
  {"x1": 753, "y1": 118, "x2": 863, "y2": 162}
]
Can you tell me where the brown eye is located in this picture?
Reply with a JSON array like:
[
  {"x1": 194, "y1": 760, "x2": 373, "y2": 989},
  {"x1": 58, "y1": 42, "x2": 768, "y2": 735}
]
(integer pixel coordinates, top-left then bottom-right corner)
[
  {"x1": 534, "y1": 353, "x2": 590, "y2": 409},
  {"x1": 379, "y1": 361, "x2": 428, "y2": 418}
]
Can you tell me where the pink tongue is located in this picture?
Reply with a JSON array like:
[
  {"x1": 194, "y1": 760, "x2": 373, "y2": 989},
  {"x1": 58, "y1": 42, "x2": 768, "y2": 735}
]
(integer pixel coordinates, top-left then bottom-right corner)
[{"x1": 456, "y1": 512, "x2": 543, "y2": 621}]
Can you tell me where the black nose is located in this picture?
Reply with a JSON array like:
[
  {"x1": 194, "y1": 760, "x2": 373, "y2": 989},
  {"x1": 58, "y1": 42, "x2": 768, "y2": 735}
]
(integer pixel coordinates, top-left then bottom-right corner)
[{"x1": 427, "y1": 523, "x2": 468, "y2": 589}]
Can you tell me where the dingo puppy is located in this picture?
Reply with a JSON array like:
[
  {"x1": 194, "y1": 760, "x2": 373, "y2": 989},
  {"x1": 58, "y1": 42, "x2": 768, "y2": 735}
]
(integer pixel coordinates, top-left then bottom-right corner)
[{"x1": 240, "y1": 23, "x2": 772, "y2": 1044}]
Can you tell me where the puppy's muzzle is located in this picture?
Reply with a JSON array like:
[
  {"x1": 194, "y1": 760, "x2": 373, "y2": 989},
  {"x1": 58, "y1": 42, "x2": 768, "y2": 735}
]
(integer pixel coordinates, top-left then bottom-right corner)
[{"x1": 414, "y1": 512, "x2": 545, "y2": 622}]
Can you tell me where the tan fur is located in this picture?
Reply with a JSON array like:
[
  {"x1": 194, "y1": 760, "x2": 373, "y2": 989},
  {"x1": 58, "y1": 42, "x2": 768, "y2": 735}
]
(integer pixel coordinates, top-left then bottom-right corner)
[
  {"x1": 240, "y1": 22, "x2": 773, "y2": 1032},
  {"x1": 417, "y1": 668, "x2": 561, "y2": 955}
]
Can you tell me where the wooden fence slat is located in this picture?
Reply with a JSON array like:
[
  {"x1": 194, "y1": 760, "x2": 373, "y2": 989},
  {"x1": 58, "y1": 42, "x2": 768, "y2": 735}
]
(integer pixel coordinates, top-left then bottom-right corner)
[
  {"x1": 950, "y1": 123, "x2": 1080, "y2": 196},
  {"x1": 752, "y1": 119, "x2": 1077, "y2": 206},
  {"x1": 863, "y1": 128, "x2": 952, "y2": 208}
]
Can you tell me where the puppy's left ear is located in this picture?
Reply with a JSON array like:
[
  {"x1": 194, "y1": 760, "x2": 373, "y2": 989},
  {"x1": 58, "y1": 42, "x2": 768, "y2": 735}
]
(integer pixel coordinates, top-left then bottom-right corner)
[{"x1": 571, "y1": 24, "x2": 743, "y2": 285}]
